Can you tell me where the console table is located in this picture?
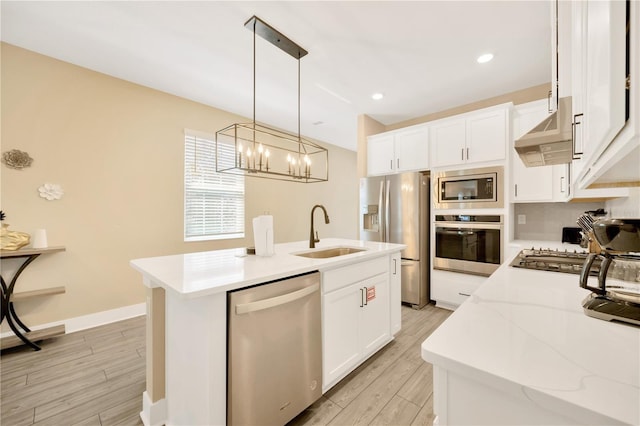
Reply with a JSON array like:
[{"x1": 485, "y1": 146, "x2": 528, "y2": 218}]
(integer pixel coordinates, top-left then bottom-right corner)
[{"x1": 1, "y1": 246, "x2": 66, "y2": 351}]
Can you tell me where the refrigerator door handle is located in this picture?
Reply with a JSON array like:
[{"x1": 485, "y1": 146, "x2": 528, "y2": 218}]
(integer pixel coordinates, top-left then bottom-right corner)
[
  {"x1": 385, "y1": 179, "x2": 391, "y2": 242},
  {"x1": 378, "y1": 180, "x2": 385, "y2": 241}
]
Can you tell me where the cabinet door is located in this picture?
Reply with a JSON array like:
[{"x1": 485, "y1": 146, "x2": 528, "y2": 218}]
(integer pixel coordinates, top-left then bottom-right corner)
[
  {"x1": 430, "y1": 118, "x2": 466, "y2": 168},
  {"x1": 395, "y1": 125, "x2": 429, "y2": 172},
  {"x1": 552, "y1": 163, "x2": 570, "y2": 201},
  {"x1": 583, "y1": 0, "x2": 627, "y2": 162},
  {"x1": 367, "y1": 133, "x2": 395, "y2": 176},
  {"x1": 360, "y1": 274, "x2": 390, "y2": 358},
  {"x1": 512, "y1": 100, "x2": 553, "y2": 202},
  {"x1": 571, "y1": 0, "x2": 587, "y2": 176},
  {"x1": 467, "y1": 109, "x2": 507, "y2": 164},
  {"x1": 389, "y1": 253, "x2": 401, "y2": 336},
  {"x1": 512, "y1": 161, "x2": 553, "y2": 202},
  {"x1": 322, "y1": 283, "x2": 362, "y2": 386}
]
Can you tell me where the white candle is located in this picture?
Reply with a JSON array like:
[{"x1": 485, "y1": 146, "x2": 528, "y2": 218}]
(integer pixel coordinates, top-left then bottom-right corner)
[{"x1": 265, "y1": 149, "x2": 270, "y2": 170}]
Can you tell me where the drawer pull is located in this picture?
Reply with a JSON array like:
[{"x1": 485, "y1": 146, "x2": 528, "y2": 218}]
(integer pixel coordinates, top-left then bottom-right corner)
[{"x1": 458, "y1": 292, "x2": 471, "y2": 297}]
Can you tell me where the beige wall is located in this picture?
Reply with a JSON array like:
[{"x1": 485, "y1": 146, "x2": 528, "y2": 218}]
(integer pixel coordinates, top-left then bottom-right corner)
[{"x1": 0, "y1": 43, "x2": 358, "y2": 327}]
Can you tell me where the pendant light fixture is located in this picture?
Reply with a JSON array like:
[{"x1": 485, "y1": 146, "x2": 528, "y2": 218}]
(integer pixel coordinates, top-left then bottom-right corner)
[{"x1": 216, "y1": 16, "x2": 329, "y2": 183}]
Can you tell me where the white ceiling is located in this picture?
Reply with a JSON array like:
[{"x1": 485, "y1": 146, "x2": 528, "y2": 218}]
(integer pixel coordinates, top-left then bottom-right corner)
[{"x1": 1, "y1": 1, "x2": 551, "y2": 151}]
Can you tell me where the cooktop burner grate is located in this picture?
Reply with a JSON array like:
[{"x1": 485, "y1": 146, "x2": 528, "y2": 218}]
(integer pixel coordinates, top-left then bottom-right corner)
[{"x1": 509, "y1": 248, "x2": 598, "y2": 275}]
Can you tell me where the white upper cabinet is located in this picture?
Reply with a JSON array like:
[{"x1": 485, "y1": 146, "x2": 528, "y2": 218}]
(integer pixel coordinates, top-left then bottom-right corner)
[
  {"x1": 393, "y1": 126, "x2": 430, "y2": 172},
  {"x1": 550, "y1": 0, "x2": 573, "y2": 112},
  {"x1": 367, "y1": 133, "x2": 396, "y2": 176},
  {"x1": 430, "y1": 105, "x2": 509, "y2": 169},
  {"x1": 582, "y1": 1, "x2": 627, "y2": 164},
  {"x1": 570, "y1": 0, "x2": 638, "y2": 188},
  {"x1": 467, "y1": 108, "x2": 508, "y2": 164},
  {"x1": 367, "y1": 124, "x2": 428, "y2": 176},
  {"x1": 430, "y1": 118, "x2": 466, "y2": 168},
  {"x1": 511, "y1": 99, "x2": 627, "y2": 202},
  {"x1": 511, "y1": 100, "x2": 554, "y2": 202}
]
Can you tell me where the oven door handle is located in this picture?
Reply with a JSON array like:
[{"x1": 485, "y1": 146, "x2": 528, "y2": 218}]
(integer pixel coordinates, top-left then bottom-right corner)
[
  {"x1": 436, "y1": 222, "x2": 503, "y2": 230},
  {"x1": 437, "y1": 229, "x2": 476, "y2": 235}
]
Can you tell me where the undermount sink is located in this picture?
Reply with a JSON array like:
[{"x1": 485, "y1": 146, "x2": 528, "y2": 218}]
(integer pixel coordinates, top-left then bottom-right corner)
[{"x1": 293, "y1": 246, "x2": 367, "y2": 259}]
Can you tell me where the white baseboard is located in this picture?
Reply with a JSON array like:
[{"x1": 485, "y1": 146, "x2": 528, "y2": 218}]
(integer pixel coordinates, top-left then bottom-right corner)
[
  {"x1": 141, "y1": 391, "x2": 167, "y2": 426},
  {"x1": 0, "y1": 303, "x2": 146, "y2": 338}
]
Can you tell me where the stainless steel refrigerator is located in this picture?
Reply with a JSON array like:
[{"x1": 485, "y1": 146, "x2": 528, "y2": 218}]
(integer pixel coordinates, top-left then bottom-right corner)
[{"x1": 359, "y1": 172, "x2": 430, "y2": 308}]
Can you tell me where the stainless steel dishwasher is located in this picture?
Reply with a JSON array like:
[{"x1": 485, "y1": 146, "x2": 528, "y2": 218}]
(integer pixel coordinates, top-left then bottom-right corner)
[{"x1": 227, "y1": 271, "x2": 322, "y2": 425}]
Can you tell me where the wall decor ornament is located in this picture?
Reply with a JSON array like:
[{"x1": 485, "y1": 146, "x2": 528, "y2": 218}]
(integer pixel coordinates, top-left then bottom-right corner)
[
  {"x1": 2, "y1": 149, "x2": 34, "y2": 169},
  {"x1": 0, "y1": 211, "x2": 31, "y2": 251},
  {"x1": 38, "y1": 183, "x2": 64, "y2": 200}
]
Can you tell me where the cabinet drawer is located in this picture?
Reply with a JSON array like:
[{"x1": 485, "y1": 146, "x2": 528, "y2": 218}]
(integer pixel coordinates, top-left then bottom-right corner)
[
  {"x1": 323, "y1": 256, "x2": 388, "y2": 293},
  {"x1": 431, "y1": 271, "x2": 485, "y2": 309}
]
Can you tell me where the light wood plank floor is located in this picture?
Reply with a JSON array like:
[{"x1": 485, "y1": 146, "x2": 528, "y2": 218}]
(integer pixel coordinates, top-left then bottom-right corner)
[{"x1": 1, "y1": 304, "x2": 450, "y2": 426}]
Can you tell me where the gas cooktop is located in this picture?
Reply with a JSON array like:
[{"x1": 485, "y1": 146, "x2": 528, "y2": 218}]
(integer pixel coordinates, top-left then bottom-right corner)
[{"x1": 509, "y1": 248, "x2": 598, "y2": 275}]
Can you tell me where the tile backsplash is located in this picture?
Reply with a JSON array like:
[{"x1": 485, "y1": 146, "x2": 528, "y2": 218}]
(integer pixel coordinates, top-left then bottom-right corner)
[
  {"x1": 514, "y1": 202, "x2": 605, "y2": 241},
  {"x1": 605, "y1": 187, "x2": 640, "y2": 218}
]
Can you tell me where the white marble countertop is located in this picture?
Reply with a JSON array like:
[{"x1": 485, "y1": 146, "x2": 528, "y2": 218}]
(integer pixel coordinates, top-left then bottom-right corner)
[
  {"x1": 130, "y1": 238, "x2": 405, "y2": 298},
  {"x1": 422, "y1": 240, "x2": 640, "y2": 425}
]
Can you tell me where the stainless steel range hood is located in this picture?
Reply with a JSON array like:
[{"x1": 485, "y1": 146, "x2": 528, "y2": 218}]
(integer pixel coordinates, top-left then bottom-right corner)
[{"x1": 514, "y1": 97, "x2": 573, "y2": 167}]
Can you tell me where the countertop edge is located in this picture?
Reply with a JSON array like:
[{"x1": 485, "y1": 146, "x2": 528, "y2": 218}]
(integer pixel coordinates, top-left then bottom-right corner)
[
  {"x1": 130, "y1": 238, "x2": 406, "y2": 299},
  {"x1": 421, "y1": 239, "x2": 639, "y2": 425}
]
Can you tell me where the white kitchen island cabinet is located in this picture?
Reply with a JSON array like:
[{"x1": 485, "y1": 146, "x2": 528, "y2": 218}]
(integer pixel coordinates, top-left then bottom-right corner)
[
  {"x1": 322, "y1": 269, "x2": 390, "y2": 390},
  {"x1": 130, "y1": 238, "x2": 404, "y2": 426},
  {"x1": 422, "y1": 248, "x2": 639, "y2": 426}
]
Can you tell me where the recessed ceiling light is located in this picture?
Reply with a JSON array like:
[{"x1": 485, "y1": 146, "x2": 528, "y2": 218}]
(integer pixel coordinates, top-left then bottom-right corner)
[
  {"x1": 371, "y1": 93, "x2": 384, "y2": 100},
  {"x1": 477, "y1": 53, "x2": 494, "y2": 64}
]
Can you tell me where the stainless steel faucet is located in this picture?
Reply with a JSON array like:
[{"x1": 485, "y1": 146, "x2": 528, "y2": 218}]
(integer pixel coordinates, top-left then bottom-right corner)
[{"x1": 309, "y1": 205, "x2": 330, "y2": 248}]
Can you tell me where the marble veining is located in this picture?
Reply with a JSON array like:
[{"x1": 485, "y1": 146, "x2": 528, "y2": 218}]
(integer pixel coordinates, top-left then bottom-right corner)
[{"x1": 422, "y1": 240, "x2": 640, "y2": 425}]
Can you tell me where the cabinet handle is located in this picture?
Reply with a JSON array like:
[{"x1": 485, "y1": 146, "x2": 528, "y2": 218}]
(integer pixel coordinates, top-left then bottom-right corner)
[
  {"x1": 360, "y1": 288, "x2": 364, "y2": 307},
  {"x1": 363, "y1": 286, "x2": 368, "y2": 306},
  {"x1": 397, "y1": 158, "x2": 400, "y2": 169},
  {"x1": 459, "y1": 292, "x2": 471, "y2": 297},
  {"x1": 547, "y1": 90, "x2": 553, "y2": 113},
  {"x1": 461, "y1": 148, "x2": 464, "y2": 161},
  {"x1": 393, "y1": 258, "x2": 397, "y2": 275},
  {"x1": 560, "y1": 176, "x2": 565, "y2": 193},
  {"x1": 466, "y1": 147, "x2": 469, "y2": 160},
  {"x1": 572, "y1": 113, "x2": 584, "y2": 159},
  {"x1": 390, "y1": 159, "x2": 393, "y2": 170},
  {"x1": 515, "y1": 184, "x2": 518, "y2": 197}
]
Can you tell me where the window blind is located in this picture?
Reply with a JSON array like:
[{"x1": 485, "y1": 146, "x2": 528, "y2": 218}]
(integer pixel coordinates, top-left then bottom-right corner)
[{"x1": 184, "y1": 133, "x2": 244, "y2": 241}]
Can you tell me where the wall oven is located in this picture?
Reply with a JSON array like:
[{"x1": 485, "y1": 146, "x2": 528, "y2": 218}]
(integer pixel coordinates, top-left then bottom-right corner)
[
  {"x1": 433, "y1": 166, "x2": 503, "y2": 209},
  {"x1": 434, "y1": 214, "x2": 503, "y2": 276}
]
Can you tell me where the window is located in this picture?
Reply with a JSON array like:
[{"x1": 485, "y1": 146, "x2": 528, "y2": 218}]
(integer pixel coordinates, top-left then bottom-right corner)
[{"x1": 184, "y1": 130, "x2": 244, "y2": 241}]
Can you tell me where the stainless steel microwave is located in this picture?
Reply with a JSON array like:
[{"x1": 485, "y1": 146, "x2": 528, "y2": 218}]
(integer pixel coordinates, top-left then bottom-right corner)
[{"x1": 433, "y1": 166, "x2": 504, "y2": 209}]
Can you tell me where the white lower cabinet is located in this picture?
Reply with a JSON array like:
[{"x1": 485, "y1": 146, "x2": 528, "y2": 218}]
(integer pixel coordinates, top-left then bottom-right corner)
[
  {"x1": 430, "y1": 270, "x2": 486, "y2": 311},
  {"x1": 322, "y1": 256, "x2": 391, "y2": 391}
]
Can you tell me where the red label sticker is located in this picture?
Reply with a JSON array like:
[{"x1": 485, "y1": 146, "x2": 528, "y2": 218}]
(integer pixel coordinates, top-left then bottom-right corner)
[{"x1": 366, "y1": 286, "x2": 376, "y2": 302}]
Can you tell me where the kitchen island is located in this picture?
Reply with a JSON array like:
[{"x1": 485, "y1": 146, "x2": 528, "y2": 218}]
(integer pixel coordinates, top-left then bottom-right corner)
[
  {"x1": 421, "y1": 242, "x2": 640, "y2": 425},
  {"x1": 130, "y1": 238, "x2": 405, "y2": 426}
]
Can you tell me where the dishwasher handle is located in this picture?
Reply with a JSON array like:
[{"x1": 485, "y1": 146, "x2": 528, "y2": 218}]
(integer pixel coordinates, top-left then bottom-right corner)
[{"x1": 235, "y1": 283, "x2": 319, "y2": 315}]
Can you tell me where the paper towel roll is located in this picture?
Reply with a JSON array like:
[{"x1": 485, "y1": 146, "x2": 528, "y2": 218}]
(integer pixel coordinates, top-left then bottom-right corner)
[
  {"x1": 32, "y1": 229, "x2": 48, "y2": 249},
  {"x1": 253, "y1": 215, "x2": 274, "y2": 256}
]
